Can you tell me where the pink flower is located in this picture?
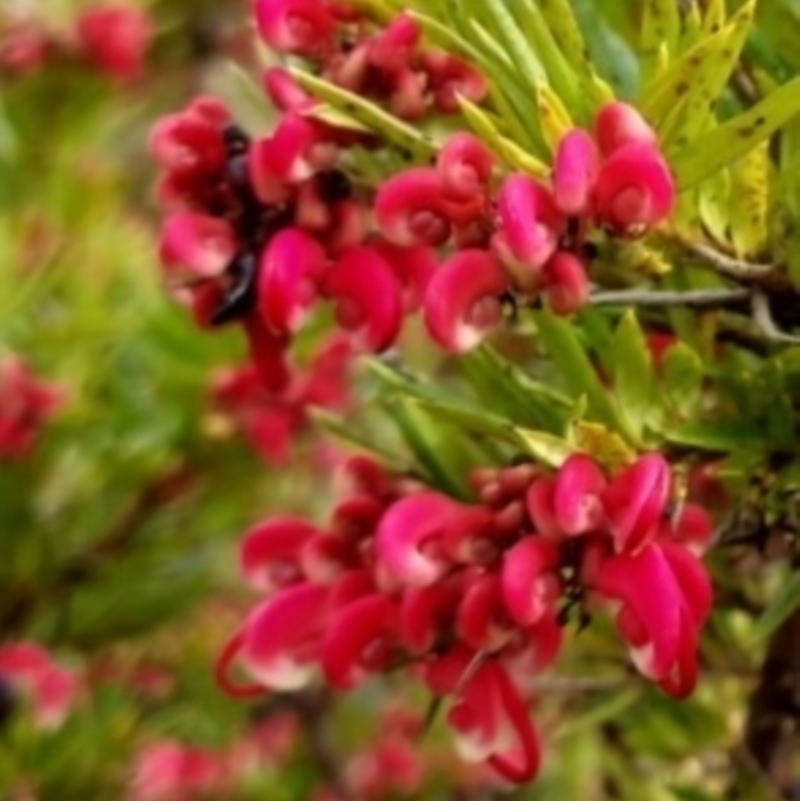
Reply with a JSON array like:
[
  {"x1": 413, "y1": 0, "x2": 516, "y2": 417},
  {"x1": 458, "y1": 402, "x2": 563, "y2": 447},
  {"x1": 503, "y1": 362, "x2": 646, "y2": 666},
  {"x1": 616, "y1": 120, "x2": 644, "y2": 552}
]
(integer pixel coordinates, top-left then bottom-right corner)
[
  {"x1": 253, "y1": 0, "x2": 336, "y2": 56},
  {"x1": 376, "y1": 492, "x2": 457, "y2": 588},
  {"x1": 420, "y1": 50, "x2": 489, "y2": 113},
  {"x1": 594, "y1": 101, "x2": 658, "y2": 158},
  {"x1": 129, "y1": 741, "x2": 226, "y2": 801},
  {"x1": 375, "y1": 168, "x2": 453, "y2": 248},
  {"x1": 257, "y1": 227, "x2": 326, "y2": 334},
  {"x1": 493, "y1": 175, "x2": 565, "y2": 284},
  {"x1": 423, "y1": 249, "x2": 507, "y2": 353},
  {"x1": 436, "y1": 133, "x2": 495, "y2": 203},
  {"x1": 552, "y1": 128, "x2": 598, "y2": 216},
  {"x1": 541, "y1": 251, "x2": 590, "y2": 315},
  {"x1": 322, "y1": 246, "x2": 404, "y2": 352},
  {"x1": 593, "y1": 143, "x2": 675, "y2": 236},
  {"x1": 603, "y1": 453, "x2": 671, "y2": 554},
  {"x1": 593, "y1": 540, "x2": 712, "y2": 697},
  {"x1": 424, "y1": 649, "x2": 541, "y2": 784},
  {"x1": 0, "y1": 358, "x2": 63, "y2": 459},
  {"x1": 76, "y1": 2, "x2": 154, "y2": 81},
  {"x1": 0, "y1": 642, "x2": 77, "y2": 729},
  {"x1": 0, "y1": 20, "x2": 47, "y2": 75},
  {"x1": 501, "y1": 537, "x2": 560, "y2": 627},
  {"x1": 159, "y1": 212, "x2": 237, "y2": 281}
]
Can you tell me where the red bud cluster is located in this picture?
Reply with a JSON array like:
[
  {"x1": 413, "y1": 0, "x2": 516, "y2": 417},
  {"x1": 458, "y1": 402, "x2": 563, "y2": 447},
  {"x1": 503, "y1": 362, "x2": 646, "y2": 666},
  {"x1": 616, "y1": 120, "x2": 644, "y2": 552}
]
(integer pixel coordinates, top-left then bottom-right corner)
[{"x1": 217, "y1": 453, "x2": 713, "y2": 784}]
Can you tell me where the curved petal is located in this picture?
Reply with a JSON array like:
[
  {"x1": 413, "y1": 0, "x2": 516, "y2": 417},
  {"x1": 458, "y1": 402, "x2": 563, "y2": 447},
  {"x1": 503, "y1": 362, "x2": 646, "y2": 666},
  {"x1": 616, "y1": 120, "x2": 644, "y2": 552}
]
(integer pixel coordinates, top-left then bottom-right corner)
[
  {"x1": 375, "y1": 492, "x2": 456, "y2": 587},
  {"x1": 603, "y1": 453, "x2": 671, "y2": 554},
  {"x1": 240, "y1": 516, "x2": 317, "y2": 591},
  {"x1": 594, "y1": 101, "x2": 658, "y2": 157},
  {"x1": 254, "y1": 0, "x2": 335, "y2": 55},
  {"x1": 593, "y1": 143, "x2": 675, "y2": 235},
  {"x1": 494, "y1": 175, "x2": 564, "y2": 276},
  {"x1": 257, "y1": 228, "x2": 326, "y2": 335},
  {"x1": 595, "y1": 543, "x2": 682, "y2": 681},
  {"x1": 374, "y1": 168, "x2": 452, "y2": 247},
  {"x1": 436, "y1": 133, "x2": 495, "y2": 203},
  {"x1": 553, "y1": 453, "x2": 606, "y2": 535},
  {"x1": 525, "y1": 477, "x2": 563, "y2": 540},
  {"x1": 159, "y1": 212, "x2": 237, "y2": 279},
  {"x1": 457, "y1": 574, "x2": 511, "y2": 653},
  {"x1": 423, "y1": 250, "x2": 507, "y2": 353},
  {"x1": 400, "y1": 580, "x2": 459, "y2": 654},
  {"x1": 321, "y1": 594, "x2": 399, "y2": 688},
  {"x1": 552, "y1": 128, "x2": 598, "y2": 216},
  {"x1": 323, "y1": 246, "x2": 404, "y2": 352},
  {"x1": 542, "y1": 251, "x2": 590, "y2": 316},
  {"x1": 240, "y1": 583, "x2": 329, "y2": 691},
  {"x1": 501, "y1": 537, "x2": 560, "y2": 626}
]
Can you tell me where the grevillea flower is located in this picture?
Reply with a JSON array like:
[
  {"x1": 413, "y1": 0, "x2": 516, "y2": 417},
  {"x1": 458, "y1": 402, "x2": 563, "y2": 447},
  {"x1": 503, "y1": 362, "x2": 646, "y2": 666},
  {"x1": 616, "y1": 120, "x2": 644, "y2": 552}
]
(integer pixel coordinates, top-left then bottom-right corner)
[
  {"x1": 322, "y1": 246, "x2": 404, "y2": 352},
  {"x1": 253, "y1": 0, "x2": 336, "y2": 55},
  {"x1": 541, "y1": 251, "x2": 590, "y2": 315},
  {"x1": 367, "y1": 13, "x2": 420, "y2": 72},
  {"x1": 76, "y1": 2, "x2": 153, "y2": 81},
  {"x1": 419, "y1": 50, "x2": 489, "y2": 113},
  {"x1": 593, "y1": 143, "x2": 675, "y2": 236},
  {"x1": 257, "y1": 227, "x2": 326, "y2": 334},
  {"x1": 436, "y1": 133, "x2": 495, "y2": 203},
  {"x1": 0, "y1": 358, "x2": 63, "y2": 459},
  {"x1": 159, "y1": 212, "x2": 237, "y2": 280},
  {"x1": 593, "y1": 540, "x2": 712, "y2": 698},
  {"x1": 552, "y1": 128, "x2": 598, "y2": 216},
  {"x1": 603, "y1": 453, "x2": 671, "y2": 554},
  {"x1": 501, "y1": 537, "x2": 560, "y2": 627},
  {"x1": 424, "y1": 649, "x2": 541, "y2": 784},
  {"x1": 594, "y1": 101, "x2": 658, "y2": 157},
  {"x1": 375, "y1": 168, "x2": 453, "y2": 248},
  {"x1": 0, "y1": 642, "x2": 77, "y2": 729},
  {"x1": 423, "y1": 249, "x2": 507, "y2": 353},
  {"x1": 321, "y1": 593, "x2": 399, "y2": 688},
  {"x1": 376, "y1": 492, "x2": 457, "y2": 587},
  {"x1": 233, "y1": 582, "x2": 330, "y2": 692},
  {"x1": 373, "y1": 242, "x2": 438, "y2": 313},
  {"x1": 493, "y1": 175, "x2": 565, "y2": 284},
  {"x1": 129, "y1": 740, "x2": 227, "y2": 801},
  {"x1": 240, "y1": 516, "x2": 318, "y2": 591},
  {"x1": 242, "y1": 316, "x2": 292, "y2": 393}
]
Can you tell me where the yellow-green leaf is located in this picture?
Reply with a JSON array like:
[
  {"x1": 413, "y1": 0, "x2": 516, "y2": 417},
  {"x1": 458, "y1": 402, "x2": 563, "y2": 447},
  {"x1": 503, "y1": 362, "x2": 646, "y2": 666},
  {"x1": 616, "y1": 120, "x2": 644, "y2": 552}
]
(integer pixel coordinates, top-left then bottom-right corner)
[
  {"x1": 669, "y1": 76, "x2": 800, "y2": 190},
  {"x1": 729, "y1": 141, "x2": 769, "y2": 258},
  {"x1": 514, "y1": 428, "x2": 575, "y2": 468},
  {"x1": 641, "y1": 0, "x2": 681, "y2": 80},
  {"x1": 535, "y1": 83, "x2": 574, "y2": 153}
]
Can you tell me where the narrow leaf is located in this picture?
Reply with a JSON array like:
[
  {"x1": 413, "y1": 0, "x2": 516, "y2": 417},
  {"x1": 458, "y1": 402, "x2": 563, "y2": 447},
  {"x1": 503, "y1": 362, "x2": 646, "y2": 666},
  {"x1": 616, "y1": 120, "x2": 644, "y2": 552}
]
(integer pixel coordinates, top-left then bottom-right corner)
[{"x1": 751, "y1": 571, "x2": 800, "y2": 641}]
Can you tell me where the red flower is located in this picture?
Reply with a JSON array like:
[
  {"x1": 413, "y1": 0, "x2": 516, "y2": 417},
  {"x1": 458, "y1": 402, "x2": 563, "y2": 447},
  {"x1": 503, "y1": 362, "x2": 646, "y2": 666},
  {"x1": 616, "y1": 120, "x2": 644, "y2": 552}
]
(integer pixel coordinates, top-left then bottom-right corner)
[{"x1": 76, "y1": 2, "x2": 154, "y2": 81}]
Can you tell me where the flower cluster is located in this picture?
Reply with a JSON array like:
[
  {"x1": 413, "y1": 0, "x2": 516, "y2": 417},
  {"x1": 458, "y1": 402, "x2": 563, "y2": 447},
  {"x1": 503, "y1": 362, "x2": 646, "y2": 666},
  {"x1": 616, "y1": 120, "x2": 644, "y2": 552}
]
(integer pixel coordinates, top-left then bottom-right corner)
[
  {"x1": 217, "y1": 451, "x2": 713, "y2": 784},
  {"x1": 209, "y1": 333, "x2": 353, "y2": 464},
  {"x1": 0, "y1": 2, "x2": 152, "y2": 81},
  {"x1": 254, "y1": 3, "x2": 487, "y2": 118},
  {"x1": 379, "y1": 102, "x2": 676, "y2": 352},
  {"x1": 0, "y1": 357, "x2": 62, "y2": 460},
  {"x1": 0, "y1": 642, "x2": 77, "y2": 730}
]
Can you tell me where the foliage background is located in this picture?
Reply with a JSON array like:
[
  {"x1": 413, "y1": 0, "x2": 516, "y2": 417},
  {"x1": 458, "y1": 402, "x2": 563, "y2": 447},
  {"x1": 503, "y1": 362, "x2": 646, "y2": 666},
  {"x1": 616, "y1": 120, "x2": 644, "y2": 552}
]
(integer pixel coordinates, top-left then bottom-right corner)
[{"x1": 2, "y1": 0, "x2": 800, "y2": 799}]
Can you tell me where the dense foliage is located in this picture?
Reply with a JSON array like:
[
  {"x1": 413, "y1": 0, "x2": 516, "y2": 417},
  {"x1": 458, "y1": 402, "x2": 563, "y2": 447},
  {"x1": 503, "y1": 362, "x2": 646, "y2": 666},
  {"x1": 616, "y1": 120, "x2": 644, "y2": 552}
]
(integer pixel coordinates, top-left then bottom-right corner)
[{"x1": 4, "y1": 1, "x2": 800, "y2": 799}]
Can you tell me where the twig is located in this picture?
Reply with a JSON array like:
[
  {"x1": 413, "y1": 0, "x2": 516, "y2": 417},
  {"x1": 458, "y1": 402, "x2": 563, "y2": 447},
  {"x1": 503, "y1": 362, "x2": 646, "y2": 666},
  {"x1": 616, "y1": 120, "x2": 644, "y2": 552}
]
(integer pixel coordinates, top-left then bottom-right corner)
[
  {"x1": 751, "y1": 291, "x2": 800, "y2": 345},
  {"x1": 679, "y1": 240, "x2": 775, "y2": 282},
  {"x1": 590, "y1": 287, "x2": 749, "y2": 308}
]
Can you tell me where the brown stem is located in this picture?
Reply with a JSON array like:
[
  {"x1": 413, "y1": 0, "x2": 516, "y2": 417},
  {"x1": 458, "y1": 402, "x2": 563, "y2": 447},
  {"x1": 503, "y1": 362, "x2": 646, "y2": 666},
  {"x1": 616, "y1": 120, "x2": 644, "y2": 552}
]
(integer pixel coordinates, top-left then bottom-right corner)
[
  {"x1": 742, "y1": 607, "x2": 800, "y2": 797},
  {"x1": 287, "y1": 688, "x2": 356, "y2": 801}
]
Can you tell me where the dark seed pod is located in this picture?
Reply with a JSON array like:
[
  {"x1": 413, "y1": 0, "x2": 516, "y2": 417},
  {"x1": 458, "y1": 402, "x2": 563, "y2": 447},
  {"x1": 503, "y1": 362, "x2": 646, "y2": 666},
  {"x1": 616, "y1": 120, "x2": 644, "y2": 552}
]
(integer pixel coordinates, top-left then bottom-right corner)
[{"x1": 210, "y1": 253, "x2": 258, "y2": 325}]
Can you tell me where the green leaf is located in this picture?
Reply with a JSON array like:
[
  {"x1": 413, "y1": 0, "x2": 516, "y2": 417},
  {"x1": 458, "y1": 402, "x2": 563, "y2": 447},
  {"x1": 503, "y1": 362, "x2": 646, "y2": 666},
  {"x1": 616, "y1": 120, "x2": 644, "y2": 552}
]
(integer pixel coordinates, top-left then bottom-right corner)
[
  {"x1": 670, "y1": 75, "x2": 800, "y2": 189},
  {"x1": 481, "y1": 0, "x2": 546, "y2": 88},
  {"x1": 289, "y1": 68, "x2": 436, "y2": 161},
  {"x1": 661, "y1": 342, "x2": 703, "y2": 419},
  {"x1": 729, "y1": 141, "x2": 769, "y2": 258},
  {"x1": 640, "y1": 0, "x2": 681, "y2": 81},
  {"x1": 514, "y1": 428, "x2": 575, "y2": 468},
  {"x1": 751, "y1": 570, "x2": 800, "y2": 641},
  {"x1": 534, "y1": 311, "x2": 632, "y2": 440},
  {"x1": 457, "y1": 96, "x2": 549, "y2": 178},
  {"x1": 538, "y1": 0, "x2": 615, "y2": 107},
  {"x1": 611, "y1": 310, "x2": 657, "y2": 439}
]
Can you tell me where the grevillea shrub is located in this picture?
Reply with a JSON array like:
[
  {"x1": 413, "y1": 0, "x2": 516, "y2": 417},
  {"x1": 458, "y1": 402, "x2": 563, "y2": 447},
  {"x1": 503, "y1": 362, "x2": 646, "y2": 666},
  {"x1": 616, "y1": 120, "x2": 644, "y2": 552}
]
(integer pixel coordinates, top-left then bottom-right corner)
[
  {"x1": 142, "y1": 0, "x2": 800, "y2": 793},
  {"x1": 9, "y1": 0, "x2": 800, "y2": 798}
]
